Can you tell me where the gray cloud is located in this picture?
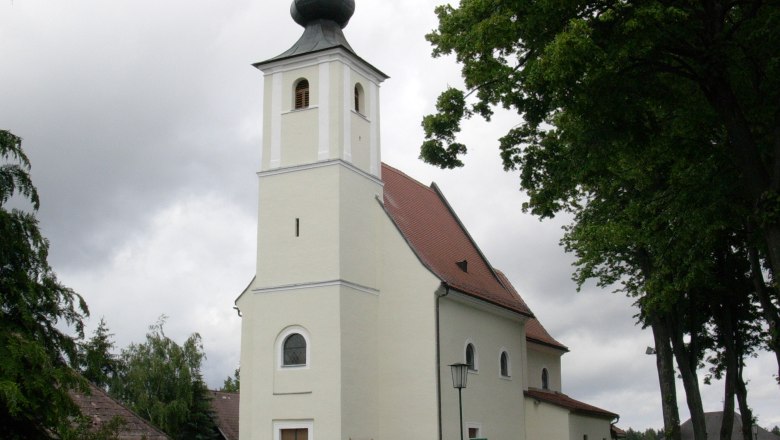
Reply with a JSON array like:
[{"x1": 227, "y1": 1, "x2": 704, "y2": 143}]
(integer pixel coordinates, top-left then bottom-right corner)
[{"x1": 2, "y1": 0, "x2": 778, "y2": 432}]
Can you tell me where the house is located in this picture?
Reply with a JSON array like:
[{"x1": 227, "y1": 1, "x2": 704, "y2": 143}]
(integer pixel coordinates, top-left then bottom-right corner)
[
  {"x1": 70, "y1": 382, "x2": 169, "y2": 440},
  {"x1": 235, "y1": 1, "x2": 618, "y2": 439},
  {"x1": 210, "y1": 391, "x2": 240, "y2": 440},
  {"x1": 680, "y1": 412, "x2": 780, "y2": 440}
]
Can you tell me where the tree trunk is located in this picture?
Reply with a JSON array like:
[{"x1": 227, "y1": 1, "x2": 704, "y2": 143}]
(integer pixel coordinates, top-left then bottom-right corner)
[
  {"x1": 747, "y1": 243, "x2": 780, "y2": 383},
  {"x1": 736, "y1": 361, "x2": 754, "y2": 440},
  {"x1": 670, "y1": 314, "x2": 707, "y2": 440},
  {"x1": 719, "y1": 305, "x2": 737, "y2": 440},
  {"x1": 651, "y1": 317, "x2": 682, "y2": 440}
]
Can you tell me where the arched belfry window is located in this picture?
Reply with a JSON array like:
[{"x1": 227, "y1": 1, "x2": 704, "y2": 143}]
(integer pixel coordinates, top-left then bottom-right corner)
[
  {"x1": 294, "y1": 79, "x2": 310, "y2": 109},
  {"x1": 354, "y1": 83, "x2": 365, "y2": 114},
  {"x1": 283, "y1": 333, "x2": 306, "y2": 366},
  {"x1": 542, "y1": 368, "x2": 549, "y2": 389}
]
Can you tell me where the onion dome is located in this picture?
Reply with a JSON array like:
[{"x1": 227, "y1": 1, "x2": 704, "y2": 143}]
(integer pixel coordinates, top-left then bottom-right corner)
[{"x1": 290, "y1": 0, "x2": 355, "y2": 29}]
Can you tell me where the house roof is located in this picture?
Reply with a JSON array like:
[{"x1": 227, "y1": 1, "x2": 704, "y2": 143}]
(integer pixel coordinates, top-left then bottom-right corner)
[
  {"x1": 209, "y1": 391, "x2": 240, "y2": 440},
  {"x1": 70, "y1": 382, "x2": 169, "y2": 439},
  {"x1": 495, "y1": 268, "x2": 568, "y2": 351},
  {"x1": 525, "y1": 389, "x2": 618, "y2": 420},
  {"x1": 681, "y1": 411, "x2": 780, "y2": 440},
  {"x1": 381, "y1": 163, "x2": 533, "y2": 317}
]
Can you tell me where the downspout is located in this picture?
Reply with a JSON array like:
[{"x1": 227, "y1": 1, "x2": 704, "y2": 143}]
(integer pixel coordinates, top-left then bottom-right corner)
[{"x1": 436, "y1": 283, "x2": 451, "y2": 440}]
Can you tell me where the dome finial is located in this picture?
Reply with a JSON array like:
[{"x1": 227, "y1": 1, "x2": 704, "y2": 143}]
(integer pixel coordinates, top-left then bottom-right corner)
[{"x1": 290, "y1": 0, "x2": 355, "y2": 29}]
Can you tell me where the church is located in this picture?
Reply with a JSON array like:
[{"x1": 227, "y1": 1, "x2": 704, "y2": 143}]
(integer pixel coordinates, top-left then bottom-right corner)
[{"x1": 235, "y1": 1, "x2": 619, "y2": 439}]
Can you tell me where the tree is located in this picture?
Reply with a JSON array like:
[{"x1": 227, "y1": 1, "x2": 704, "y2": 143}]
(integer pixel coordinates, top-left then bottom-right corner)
[
  {"x1": 79, "y1": 317, "x2": 117, "y2": 390},
  {"x1": 420, "y1": 1, "x2": 780, "y2": 438},
  {"x1": 221, "y1": 368, "x2": 240, "y2": 393},
  {"x1": 421, "y1": 0, "x2": 780, "y2": 363},
  {"x1": 110, "y1": 317, "x2": 219, "y2": 440},
  {"x1": 0, "y1": 130, "x2": 90, "y2": 438}
]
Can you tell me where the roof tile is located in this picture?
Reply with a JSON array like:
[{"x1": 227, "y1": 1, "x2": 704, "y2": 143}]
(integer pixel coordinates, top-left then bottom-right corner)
[
  {"x1": 381, "y1": 163, "x2": 533, "y2": 316},
  {"x1": 525, "y1": 389, "x2": 618, "y2": 419}
]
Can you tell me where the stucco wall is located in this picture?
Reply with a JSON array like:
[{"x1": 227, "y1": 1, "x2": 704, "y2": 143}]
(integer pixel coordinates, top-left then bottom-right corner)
[
  {"x1": 524, "y1": 396, "x2": 571, "y2": 440},
  {"x1": 526, "y1": 342, "x2": 563, "y2": 392},
  {"x1": 569, "y1": 413, "x2": 612, "y2": 440},
  {"x1": 237, "y1": 286, "x2": 342, "y2": 440},
  {"x1": 375, "y1": 208, "x2": 441, "y2": 440},
  {"x1": 439, "y1": 294, "x2": 528, "y2": 440}
]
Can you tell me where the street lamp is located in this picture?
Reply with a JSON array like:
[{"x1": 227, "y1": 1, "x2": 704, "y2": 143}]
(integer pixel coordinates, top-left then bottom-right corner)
[
  {"x1": 752, "y1": 424, "x2": 758, "y2": 440},
  {"x1": 450, "y1": 363, "x2": 469, "y2": 440}
]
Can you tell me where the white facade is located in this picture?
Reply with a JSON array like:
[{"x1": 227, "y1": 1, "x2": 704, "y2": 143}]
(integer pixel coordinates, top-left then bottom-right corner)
[{"x1": 237, "y1": 6, "x2": 617, "y2": 440}]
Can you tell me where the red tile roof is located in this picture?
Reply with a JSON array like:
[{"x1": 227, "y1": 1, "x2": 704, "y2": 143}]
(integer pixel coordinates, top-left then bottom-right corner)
[
  {"x1": 525, "y1": 389, "x2": 618, "y2": 419},
  {"x1": 494, "y1": 269, "x2": 568, "y2": 351},
  {"x1": 381, "y1": 163, "x2": 533, "y2": 317},
  {"x1": 209, "y1": 391, "x2": 239, "y2": 440},
  {"x1": 70, "y1": 383, "x2": 170, "y2": 439},
  {"x1": 525, "y1": 315, "x2": 568, "y2": 351}
]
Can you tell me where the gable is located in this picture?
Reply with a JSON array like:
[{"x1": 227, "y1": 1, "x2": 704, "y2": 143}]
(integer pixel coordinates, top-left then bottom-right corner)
[
  {"x1": 70, "y1": 383, "x2": 169, "y2": 439},
  {"x1": 381, "y1": 163, "x2": 532, "y2": 316}
]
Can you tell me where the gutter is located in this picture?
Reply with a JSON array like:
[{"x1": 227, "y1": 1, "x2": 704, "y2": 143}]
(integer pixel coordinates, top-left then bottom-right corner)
[{"x1": 436, "y1": 283, "x2": 451, "y2": 440}]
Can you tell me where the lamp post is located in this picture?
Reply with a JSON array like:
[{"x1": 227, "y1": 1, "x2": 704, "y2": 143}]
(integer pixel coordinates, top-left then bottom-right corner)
[{"x1": 450, "y1": 363, "x2": 469, "y2": 440}]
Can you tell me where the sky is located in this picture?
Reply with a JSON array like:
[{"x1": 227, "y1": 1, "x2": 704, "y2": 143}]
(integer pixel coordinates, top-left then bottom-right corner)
[{"x1": 1, "y1": 0, "x2": 778, "y2": 432}]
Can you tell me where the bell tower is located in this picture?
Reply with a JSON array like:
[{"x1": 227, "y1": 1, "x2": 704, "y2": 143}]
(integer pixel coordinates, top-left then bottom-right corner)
[
  {"x1": 254, "y1": 0, "x2": 387, "y2": 176},
  {"x1": 237, "y1": 2, "x2": 388, "y2": 439}
]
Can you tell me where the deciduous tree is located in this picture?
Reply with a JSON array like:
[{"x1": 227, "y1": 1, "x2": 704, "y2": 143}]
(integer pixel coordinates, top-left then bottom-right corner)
[
  {"x1": 110, "y1": 317, "x2": 219, "y2": 440},
  {"x1": 0, "y1": 129, "x2": 89, "y2": 438}
]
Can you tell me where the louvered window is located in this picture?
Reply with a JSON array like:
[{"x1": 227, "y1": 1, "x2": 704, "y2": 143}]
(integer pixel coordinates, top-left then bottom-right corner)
[
  {"x1": 294, "y1": 79, "x2": 309, "y2": 109},
  {"x1": 354, "y1": 83, "x2": 365, "y2": 114}
]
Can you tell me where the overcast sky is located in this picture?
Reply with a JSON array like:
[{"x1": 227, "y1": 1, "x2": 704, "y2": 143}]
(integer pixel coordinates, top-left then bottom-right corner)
[{"x1": 2, "y1": 0, "x2": 778, "y2": 431}]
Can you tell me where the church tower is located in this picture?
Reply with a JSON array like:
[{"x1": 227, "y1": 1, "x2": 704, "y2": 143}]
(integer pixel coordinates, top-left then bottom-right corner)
[{"x1": 237, "y1": 1, "x2": 388, "y2": 439}]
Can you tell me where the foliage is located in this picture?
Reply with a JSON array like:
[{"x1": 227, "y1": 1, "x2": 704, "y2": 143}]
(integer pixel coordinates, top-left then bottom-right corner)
[
  {"x1": 625, "y1": 428, "x2": 662, "y2": 440},
  {"x1": 0, "y1": 129, "x2": 90, "y2": 438},
  {"x1": 221, "y1": 367, "x2": 240, "y2": 393},
  {"x1": 110, "y1": 316, "x2": 219, "y2": 440},
  {"x1": 772, "y1": 425, "x2": 780, "y2": 436},
  {"x1": 79, "y1": 317, "x2": 118, "y2": 390},
  {"x1": 421, "y1": 1, "x2": 780, "y2": 437}
]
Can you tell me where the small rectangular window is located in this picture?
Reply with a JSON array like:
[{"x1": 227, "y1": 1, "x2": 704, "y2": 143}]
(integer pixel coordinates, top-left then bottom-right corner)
[{"x1": 295, "y1": 218, "x2": 300, "y2": 237}]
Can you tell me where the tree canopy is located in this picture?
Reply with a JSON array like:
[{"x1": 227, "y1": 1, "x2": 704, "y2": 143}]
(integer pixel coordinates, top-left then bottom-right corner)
[
  {"x1": 421, "y1": 1, "x2": 780, "y2": 439},
  {"x1": 110, "y1": 317, "x2": 219, "y2": 440},
  {"x1": 0, "y1": 129, "x2": 90, "y2": 438}
]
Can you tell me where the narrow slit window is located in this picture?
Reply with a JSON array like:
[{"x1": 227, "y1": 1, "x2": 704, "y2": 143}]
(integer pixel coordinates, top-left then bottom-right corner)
[
  {"x1": 295, "y1": 79, "x2": 310, "y2": 109},
  {"x1": 295, "y1": 218, "x2": 300, "y2": 237}
]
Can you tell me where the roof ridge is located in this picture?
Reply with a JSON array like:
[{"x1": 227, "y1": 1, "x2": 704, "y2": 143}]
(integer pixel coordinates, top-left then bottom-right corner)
[
  {"x1": 429, "y1": 182, "x2": 507, "y2": 288},
  {"x1": 75, "y1": 382, "x2": 170, "y2": 438}
]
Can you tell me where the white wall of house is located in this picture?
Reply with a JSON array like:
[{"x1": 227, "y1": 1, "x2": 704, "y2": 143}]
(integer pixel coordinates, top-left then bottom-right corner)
[
  {"x1": 439, "y1": 293, "x2": 528, "y2": 440},
  {"x1": 526, "y1": 342, "x2": 564, "y2": 392},
  {"x1": 524, "y1": 397, "x2": 571, "y2": 440},
  {"x1": 374, "y1": 210, "x2": 442, "y2": 440},
  {"x1": 569, "y1": 413, "x2": 613, "y2": 440}
]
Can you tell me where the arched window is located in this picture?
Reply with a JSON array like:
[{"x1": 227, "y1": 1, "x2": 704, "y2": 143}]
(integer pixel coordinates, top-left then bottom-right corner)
[
  {"x1": 283, "y1": 333, "x2": 307, "y2": 366},
  {"x1": 465, "y1": 343, "x2": 476, "y2": 371},
  {"x1": 294, "y1": 79, "x2": 310, "y2": 109},
  {"x1": 542, "y1": 368, "x2": 549, "y2": 389},
  {"x1": 354, "y1": 83, "x2": 364, "y2": 114},
  {"x1": 500, "y1": 351, "x2": 510, "y2": 377}
]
